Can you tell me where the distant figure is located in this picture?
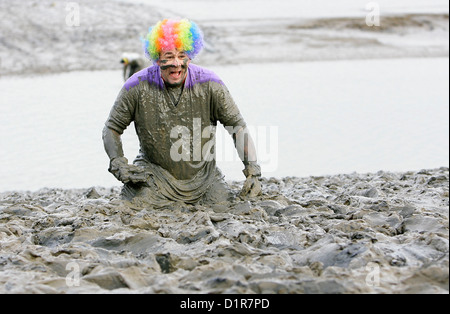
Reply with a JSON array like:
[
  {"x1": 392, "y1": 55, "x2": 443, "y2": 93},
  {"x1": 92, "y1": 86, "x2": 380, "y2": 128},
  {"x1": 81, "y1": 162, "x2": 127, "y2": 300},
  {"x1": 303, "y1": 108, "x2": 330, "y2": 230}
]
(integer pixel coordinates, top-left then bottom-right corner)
[{"x1": 120, "y1": 53, "x2": 147, "y2": 81}]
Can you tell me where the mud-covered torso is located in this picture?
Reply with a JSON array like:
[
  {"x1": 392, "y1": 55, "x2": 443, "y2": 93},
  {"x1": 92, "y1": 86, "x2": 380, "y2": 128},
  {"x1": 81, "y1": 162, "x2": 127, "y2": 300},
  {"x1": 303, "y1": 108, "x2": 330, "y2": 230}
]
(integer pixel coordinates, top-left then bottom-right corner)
[
  {"x1": 133, "y1": 72, "x2": 217, "y2": 179},
  {"x1": 105, "y1": 64, "x2": 245, "y2": 180}
]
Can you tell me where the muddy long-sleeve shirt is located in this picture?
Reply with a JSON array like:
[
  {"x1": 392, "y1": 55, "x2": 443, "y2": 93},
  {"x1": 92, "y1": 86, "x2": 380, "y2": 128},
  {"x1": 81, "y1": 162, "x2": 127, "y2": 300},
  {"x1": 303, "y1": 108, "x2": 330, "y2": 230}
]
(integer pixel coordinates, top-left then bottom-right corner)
[{"x1": 105, "y1": 64, "x2": 246, "y2": 202}]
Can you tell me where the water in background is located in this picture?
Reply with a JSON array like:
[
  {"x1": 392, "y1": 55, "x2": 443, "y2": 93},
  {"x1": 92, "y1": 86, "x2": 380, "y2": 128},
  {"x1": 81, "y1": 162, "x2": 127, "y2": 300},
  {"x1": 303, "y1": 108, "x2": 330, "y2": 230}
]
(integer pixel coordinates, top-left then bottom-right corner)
[{"x1": 0, "y1": 58, "x2": 448, "y2": 192}]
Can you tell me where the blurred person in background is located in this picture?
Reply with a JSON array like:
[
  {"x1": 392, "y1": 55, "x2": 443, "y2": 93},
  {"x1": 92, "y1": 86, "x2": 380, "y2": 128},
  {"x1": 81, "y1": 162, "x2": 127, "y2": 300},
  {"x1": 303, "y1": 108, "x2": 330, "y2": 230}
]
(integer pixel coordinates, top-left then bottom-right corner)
[{"x1": 120, "y1": 52, "x2": 147, "y2": 81}]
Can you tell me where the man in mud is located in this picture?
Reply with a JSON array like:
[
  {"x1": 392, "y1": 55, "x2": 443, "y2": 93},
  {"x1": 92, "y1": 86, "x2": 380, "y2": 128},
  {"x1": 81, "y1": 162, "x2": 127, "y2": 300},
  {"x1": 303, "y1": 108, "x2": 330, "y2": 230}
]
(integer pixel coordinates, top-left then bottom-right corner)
[
  {"x1": 120, "y1": 52, "x2": 147, "y2": 81},
  {"x1": 103, "y1": 19, "x2": 262, "y2": 207}
]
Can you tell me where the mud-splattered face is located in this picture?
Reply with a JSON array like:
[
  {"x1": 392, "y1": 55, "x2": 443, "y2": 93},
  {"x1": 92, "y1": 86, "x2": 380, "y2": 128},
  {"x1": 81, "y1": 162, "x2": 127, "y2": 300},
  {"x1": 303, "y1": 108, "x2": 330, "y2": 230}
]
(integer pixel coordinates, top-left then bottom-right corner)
[{"x1": 157, "y1": 49, "x2": 190, "y2": 87}]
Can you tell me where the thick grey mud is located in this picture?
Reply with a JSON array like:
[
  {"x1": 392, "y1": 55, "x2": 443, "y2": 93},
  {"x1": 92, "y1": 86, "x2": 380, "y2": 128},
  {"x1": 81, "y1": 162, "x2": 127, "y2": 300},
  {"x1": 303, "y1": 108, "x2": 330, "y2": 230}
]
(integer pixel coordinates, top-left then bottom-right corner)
[{"x1": 0, "y1": 168, "x2": 448, "y2": 293}]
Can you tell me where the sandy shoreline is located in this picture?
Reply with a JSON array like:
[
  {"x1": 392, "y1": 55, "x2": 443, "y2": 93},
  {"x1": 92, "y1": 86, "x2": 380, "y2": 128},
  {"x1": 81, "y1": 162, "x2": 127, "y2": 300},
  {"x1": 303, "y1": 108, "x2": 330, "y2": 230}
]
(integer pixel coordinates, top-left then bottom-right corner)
[
  {"x1": 0, "y1": 168, "x2": 448, "y2": 294},
  {"x1": 0, "y1": 0, "x2": 448, "y2": 76}
]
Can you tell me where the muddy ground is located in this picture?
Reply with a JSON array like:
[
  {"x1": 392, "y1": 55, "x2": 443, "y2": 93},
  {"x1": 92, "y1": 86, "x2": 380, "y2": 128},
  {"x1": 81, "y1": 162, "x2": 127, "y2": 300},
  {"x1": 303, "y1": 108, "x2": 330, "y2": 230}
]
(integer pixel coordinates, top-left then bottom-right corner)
[{"x1": 0, "y1": 168, "x2": 448, "y2": 293}]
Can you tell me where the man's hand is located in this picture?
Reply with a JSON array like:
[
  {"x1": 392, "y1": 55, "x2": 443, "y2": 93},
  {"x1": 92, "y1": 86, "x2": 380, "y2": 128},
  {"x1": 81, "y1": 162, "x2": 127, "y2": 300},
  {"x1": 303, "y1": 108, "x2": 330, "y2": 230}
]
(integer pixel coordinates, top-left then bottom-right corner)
[
  {"x1": 240, "y1": 175, "x2": 262, "y2": 197},
  {"x1": 239, "y1": 162, "x2": 262, "y2": 198},
  {"x1": 109, "y1": 157, "x2": 151, "y2": 184}
]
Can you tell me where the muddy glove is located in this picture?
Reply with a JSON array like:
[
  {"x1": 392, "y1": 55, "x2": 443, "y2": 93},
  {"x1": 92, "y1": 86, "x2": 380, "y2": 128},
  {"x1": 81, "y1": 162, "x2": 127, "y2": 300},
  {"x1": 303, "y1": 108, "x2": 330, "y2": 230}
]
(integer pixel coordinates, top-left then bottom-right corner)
[
  {"x1": 240, "y1": 162, "x2": 262, "y2": 197},
  {"x1": 108, "y1": 157, "x2": 151, "y2": 184}
]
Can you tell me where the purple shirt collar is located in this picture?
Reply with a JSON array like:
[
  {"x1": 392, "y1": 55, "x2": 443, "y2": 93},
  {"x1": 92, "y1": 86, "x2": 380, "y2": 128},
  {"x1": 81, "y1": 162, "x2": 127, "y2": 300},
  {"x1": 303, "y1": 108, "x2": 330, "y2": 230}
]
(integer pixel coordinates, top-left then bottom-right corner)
[{"x1": 123, "y1": 63, "x2": 224, "y2": 91}]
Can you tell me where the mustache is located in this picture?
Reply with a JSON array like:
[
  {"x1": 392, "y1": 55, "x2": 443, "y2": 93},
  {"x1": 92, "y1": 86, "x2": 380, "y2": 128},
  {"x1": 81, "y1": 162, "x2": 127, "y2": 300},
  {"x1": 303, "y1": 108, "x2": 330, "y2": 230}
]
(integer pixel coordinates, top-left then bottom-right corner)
[{"x1": 160, "y1": 64, "x2": 188, "y2": 71}]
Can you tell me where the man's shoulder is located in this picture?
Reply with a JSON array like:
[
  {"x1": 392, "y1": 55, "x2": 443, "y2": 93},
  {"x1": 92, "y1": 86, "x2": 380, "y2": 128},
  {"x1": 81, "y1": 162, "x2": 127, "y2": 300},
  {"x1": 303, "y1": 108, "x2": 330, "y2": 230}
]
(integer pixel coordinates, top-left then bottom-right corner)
[
  {"x1": 186, "y1": 64, "x2": 224, "y2": 88},
  {"x1": 123, "y1": 65, "x2": 163, "y2": 91}
]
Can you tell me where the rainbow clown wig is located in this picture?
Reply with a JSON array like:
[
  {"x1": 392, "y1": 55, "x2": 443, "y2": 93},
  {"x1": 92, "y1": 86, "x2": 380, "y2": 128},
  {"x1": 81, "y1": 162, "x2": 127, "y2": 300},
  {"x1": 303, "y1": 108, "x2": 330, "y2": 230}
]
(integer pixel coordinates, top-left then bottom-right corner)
[{"x1": 143, "y1": 19, "x2": 204, "y2": 63}]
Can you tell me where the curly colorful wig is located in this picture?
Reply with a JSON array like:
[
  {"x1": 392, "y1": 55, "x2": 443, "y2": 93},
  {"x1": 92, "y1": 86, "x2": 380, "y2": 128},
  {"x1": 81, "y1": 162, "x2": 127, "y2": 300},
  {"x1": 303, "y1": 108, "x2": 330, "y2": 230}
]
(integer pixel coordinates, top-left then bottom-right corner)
[{"x1": 143, "y1": 19, "x2": 204, "y2": 62}]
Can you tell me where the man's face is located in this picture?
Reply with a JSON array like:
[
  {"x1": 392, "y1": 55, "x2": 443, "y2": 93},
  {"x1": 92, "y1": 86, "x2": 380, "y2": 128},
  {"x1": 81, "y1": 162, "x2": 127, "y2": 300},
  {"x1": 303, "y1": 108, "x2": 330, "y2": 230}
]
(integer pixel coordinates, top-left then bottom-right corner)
[{"x1": 157, "y1": 49, "x2": 190, "y2": 87}]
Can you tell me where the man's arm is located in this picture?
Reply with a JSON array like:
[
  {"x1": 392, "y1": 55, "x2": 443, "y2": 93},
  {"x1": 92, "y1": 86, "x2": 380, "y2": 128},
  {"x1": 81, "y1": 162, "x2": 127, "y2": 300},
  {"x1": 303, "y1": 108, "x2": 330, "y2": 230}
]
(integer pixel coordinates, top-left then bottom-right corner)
[
  {"x1": 102, "y1": 126, "x2": 124, "y2": 161},
  {"x1": 233, "y1": 126, "x2": 262, "y2": 197},
  {"x1": 209, "y1": 78, "x2": 262, "y2": 197},
  {"x1": 235, "y1": 126, "x2": 261, "y2": 164},
  {"x1": 102, "y1": 126, "x2": 149, "y2": 184}
]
